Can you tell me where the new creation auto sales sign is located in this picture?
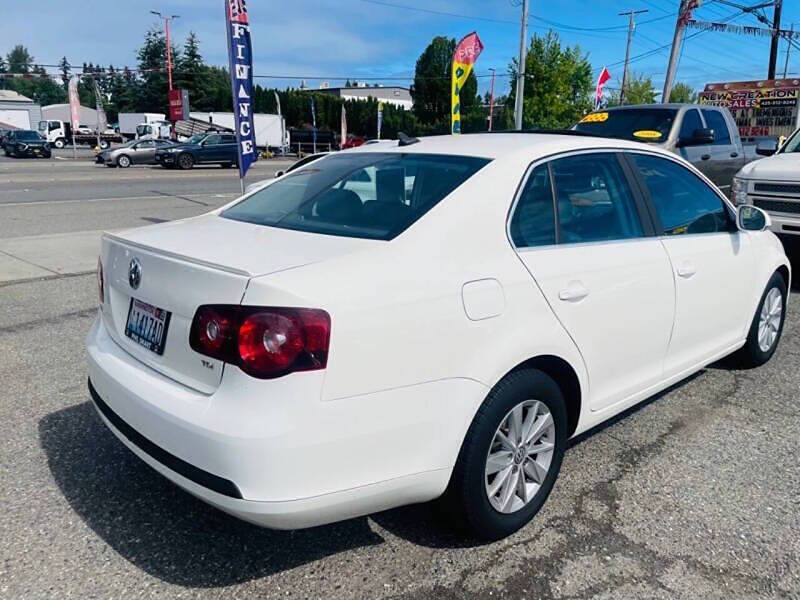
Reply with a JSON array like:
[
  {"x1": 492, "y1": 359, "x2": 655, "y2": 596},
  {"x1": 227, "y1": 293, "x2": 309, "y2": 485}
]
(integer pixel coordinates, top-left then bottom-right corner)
[
  {"x1": 226, "y1": 0, "x2": 257, "y2": 178},
  {"x1": 700, "y1": 79, "x2": 800, "y2": 139}
]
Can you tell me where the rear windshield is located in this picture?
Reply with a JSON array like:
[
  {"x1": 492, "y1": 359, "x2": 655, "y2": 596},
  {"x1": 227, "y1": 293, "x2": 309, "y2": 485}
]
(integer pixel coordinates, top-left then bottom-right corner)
[
  {"x1": 574, "y1": 109, "x2": 678, "y2": 143},
  {"x1": 222, "y1": 152, "x2": 490, "y2": 240}
]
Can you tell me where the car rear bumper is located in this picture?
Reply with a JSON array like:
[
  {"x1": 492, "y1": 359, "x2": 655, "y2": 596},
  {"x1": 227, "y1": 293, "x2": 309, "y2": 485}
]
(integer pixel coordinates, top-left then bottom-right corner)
[{"x1": 86, "y1": 315, "x2": 476, "y2": 528}]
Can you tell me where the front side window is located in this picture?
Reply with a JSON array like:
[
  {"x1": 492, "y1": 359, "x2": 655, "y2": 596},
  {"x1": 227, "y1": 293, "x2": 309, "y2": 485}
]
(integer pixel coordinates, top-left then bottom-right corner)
[
  {"x1": 632, "y1": 154, "x2": 734, "y2": 235},
  {"x1": 701, "y1": 109, "x2": 731, "y2": 145},
  {"x1": 679, "y1": 109, "x2": 703, "y2": 140},
  {"x1": 551, "y1": 153, "x2": 644, "y2": 244},
  {"x1": 510, "y1": 164, "x2": 556, "y2": 248},
  {"x1": 223, "y1": 152, "x2": 490, "y2": 240}
]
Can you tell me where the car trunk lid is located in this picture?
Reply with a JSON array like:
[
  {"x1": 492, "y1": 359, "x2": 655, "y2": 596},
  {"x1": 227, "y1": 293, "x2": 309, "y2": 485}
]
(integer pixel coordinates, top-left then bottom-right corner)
[{"x1": 99, "y1": 214, "x2": 374, "y2": 393}]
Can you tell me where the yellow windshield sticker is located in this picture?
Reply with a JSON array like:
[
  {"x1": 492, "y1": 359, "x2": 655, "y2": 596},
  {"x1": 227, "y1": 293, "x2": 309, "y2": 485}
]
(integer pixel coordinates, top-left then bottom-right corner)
[
  {"x1": 633, "y1": 130, "x2": 663, "y2": 140},
  {"x1": 580, "y1": 112, "x2": 609, "y2": 123}
]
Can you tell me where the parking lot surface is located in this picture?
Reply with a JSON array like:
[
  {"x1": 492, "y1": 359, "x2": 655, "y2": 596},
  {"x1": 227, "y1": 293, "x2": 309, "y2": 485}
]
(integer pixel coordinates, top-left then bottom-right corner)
[{"x1": 1, "y1": 156, "x2": 799, "y2": 598}]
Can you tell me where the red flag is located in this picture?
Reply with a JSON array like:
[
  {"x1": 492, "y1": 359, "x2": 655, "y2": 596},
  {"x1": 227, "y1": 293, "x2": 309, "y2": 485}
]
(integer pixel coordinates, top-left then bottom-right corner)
[{"x1": 595, "y1": 67, "x2": 611, "y2": 105}]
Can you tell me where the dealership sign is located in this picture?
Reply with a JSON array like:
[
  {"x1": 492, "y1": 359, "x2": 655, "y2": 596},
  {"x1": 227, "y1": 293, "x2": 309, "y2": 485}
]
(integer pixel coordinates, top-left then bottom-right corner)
[
  {"x1": 225, "y1": 0, "x2": 257, "y2": 179},
  {"x1": 700, "y1": 79, "x2": 800, "y2": 139}
]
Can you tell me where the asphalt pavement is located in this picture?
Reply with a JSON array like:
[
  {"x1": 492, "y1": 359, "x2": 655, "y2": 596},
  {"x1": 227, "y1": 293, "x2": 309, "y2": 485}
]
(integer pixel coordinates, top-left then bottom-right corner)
[{"x1": 1, "y1": 156, "x2": 799, "y2": 598}]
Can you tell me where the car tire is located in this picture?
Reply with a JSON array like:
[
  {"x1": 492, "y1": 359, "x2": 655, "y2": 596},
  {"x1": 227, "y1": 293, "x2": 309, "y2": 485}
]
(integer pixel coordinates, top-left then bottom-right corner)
[
  {"x1": 117, "y1": 154, "x2": 132, "y2": 168},
  {"x1": 178, "y1": 153, "x2": 195, "y2": 170},
  {"x1": 443, "y1": 368, "x2": 567, "y2": 541},
  {"x1": 734, "y1": 271, "x2": 787, "y2": 368},
  {"x1": 98, "y1": 140, "x2": 110, "y2": 150},
  {"x1": 54, "y1": 138, "x2": 66, "y2": 149}
]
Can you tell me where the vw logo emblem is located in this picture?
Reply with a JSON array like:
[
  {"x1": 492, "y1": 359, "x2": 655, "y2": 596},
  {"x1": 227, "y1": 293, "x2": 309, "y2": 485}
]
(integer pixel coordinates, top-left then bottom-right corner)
[{"x1": 128, "y1": 258, "x2": 142, "y2": 290}]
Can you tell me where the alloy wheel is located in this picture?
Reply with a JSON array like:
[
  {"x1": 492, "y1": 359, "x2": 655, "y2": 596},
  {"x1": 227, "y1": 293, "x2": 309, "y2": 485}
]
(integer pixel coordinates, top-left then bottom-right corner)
[
  {"x1": 485, "y1": 399, "x2": 556, "y2": 514},
  {"x1": 758, "y1": 287, "x2": 783, "y2": 352}
]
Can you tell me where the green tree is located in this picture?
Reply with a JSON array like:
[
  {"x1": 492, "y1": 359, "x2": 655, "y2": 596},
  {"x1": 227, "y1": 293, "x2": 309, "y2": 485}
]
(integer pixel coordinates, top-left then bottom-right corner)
[
  {"x1": 135, "y1": 26, "x2": 180, "y2": 113},
  {"x1": 669, "y1": 81, "x2": 698, "y2": 104},
  {"x1": 0, "y1": 55, "x2": 6, "y2": 73},
  {"x1": 507, "y1": 31, "x2": 593, "y2": 129},
  {"x1": 58, "y1": 56, "x2": 71, "y2": 92},
  {"x1": 611, "y1": 72, "x2": 657, "y2": 105},
  {"x1": 6, "y1": 44, "x2": 34, "y2": 73},
  {"x1": 410, "y1": 36, "x2": 478, "y2": 134}
]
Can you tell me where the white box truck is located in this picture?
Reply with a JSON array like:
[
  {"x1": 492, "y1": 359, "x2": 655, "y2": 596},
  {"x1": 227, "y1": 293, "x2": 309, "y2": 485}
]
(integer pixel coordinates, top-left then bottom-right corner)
[
  {"x1": 190, "y1": 112, "x2": 287, "y2": 150},
  {"x1": 118, "y1": 113, "x2": 166, "y2": 140}
]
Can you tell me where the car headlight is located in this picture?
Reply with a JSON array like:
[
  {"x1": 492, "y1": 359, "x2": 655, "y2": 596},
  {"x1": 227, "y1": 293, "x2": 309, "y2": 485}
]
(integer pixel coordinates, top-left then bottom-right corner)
[{"x1": 732, "y1": 177, "x2": 750, "y2": 205}]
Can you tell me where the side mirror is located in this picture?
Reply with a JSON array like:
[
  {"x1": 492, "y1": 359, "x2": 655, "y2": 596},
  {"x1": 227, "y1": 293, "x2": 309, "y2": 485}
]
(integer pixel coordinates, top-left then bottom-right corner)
[
  {"x1": 737, "y1": 205, "x2": 771, "y2": 232},
  {"x1": 680, "y1": 128, "x2": 715, "y2": 147},
  {"x1": 756, "y1": 140, "x2": 779, "y2": 156}
]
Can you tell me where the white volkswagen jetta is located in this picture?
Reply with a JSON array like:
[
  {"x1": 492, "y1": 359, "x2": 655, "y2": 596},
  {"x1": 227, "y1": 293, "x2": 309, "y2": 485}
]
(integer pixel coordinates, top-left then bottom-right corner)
[{"x1": 87, "y1": 132, "x2": 789, "y2": 540}]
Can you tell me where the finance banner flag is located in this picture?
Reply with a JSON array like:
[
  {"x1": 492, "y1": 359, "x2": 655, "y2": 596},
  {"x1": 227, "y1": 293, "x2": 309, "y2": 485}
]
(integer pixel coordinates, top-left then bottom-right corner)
[
  {"x1": 451, "y1": 32, "x2": 483, "y2": 135},
  {"x1": 68, "y1": 76, "x2": 81, "y2": 131},
  {"x1": 225, "y1": 0, "x2": 257, "y2": 178}
]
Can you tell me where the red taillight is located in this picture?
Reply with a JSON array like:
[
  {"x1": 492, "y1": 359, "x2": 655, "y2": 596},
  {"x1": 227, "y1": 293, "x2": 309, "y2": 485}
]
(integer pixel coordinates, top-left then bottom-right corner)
[
  {"x1": 97, "y1": 258, "x2": 104, "y2": 305},
  {"x1": 189, "y1": 305, "x2": 331, "y2": 379}
]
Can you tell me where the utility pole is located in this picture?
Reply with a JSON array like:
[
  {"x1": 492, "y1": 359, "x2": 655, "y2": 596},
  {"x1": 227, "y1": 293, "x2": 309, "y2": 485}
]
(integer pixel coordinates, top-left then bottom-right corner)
[
  {"x1": 514, "y1": 0, "x2": 529, "y2": 130},
  {"x1": 488, "y1": 68, "x2": 496, "y2": 132},
  {"x1": 619, "y1": 9, "x2": 648, "y2": 105},
  {"x1": 151, "y1": 10, "x2": 180, "y2": 91},
  {"x1": 783, "y1": 23, "x2": 794, "y2": 78},
  {"x1": 769, "y1": 0, "x2": 783, "y2": 79}
]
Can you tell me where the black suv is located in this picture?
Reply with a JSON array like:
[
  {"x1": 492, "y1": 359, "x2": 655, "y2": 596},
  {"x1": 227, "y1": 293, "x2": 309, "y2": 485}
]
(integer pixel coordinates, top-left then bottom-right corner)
[
  {"x1": 155, "y1": 133, "x2": 250, "y2": 170},
  {"x1": 3, "y1": 130, "x2": 51, "y2": 158}
]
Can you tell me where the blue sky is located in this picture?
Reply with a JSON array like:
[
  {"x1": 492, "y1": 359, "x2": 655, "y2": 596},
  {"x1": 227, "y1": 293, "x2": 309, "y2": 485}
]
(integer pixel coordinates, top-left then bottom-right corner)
[{"x1": 2, "y1": 0, "x2": 800, "y2": 97}]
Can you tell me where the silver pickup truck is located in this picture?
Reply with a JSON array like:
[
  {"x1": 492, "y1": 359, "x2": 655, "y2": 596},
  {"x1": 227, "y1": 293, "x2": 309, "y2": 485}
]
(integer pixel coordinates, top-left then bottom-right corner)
[{"x1": 574, "y1": 104, "x2": 758, "y2": 190}]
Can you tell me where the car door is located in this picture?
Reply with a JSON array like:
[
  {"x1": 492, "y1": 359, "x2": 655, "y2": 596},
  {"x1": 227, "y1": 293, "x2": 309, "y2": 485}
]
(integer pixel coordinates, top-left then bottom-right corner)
[
  {"x1": 628, "y1": 152, "x2": 754, "y2": 376},
  {"x1": 132, "y1": 140, "x2": 156, "y2": 164},
  {"x1": 511, "y1": 152, "x2": 675, "y2": 412},
  {"x1": 701, "y1": 108, "x2": 739, "y2": 191},
  {"x1": 675, "y1": 108, "x2": 713, "y2": 179},
  {"x1": 199, "y1": 134, "x2": 222, "y2": 163}
]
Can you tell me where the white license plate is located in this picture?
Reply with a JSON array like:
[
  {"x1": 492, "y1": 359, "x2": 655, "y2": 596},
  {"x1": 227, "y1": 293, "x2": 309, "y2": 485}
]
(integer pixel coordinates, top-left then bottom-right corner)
[{"x1": 124, "y1": 298, "x2": 171, "y2": 355}]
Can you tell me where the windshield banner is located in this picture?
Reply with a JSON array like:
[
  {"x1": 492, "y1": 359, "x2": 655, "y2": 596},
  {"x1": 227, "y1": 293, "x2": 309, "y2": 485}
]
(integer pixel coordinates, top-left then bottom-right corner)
[
  {"x1": 225, "y1": 0, "x2": 257, "y2": 179},
  {"x1": 451, "y1": 31, "x2": 483, "y2": 135}
]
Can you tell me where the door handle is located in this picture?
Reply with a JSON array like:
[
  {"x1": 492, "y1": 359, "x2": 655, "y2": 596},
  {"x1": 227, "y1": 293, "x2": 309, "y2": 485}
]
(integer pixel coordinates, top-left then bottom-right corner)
[
  {"x1": 730, "y1": 152, "x2": 739, "y2": 158},
  {"x1": 677, "y1": 263, "x2": 696, "y2": 278},
  {"x1": 558, "y1": 281, "x2": 589, "y2": 302},
  {"x1": 701, "y1": 154, "x2": 711, "y2": 161}
]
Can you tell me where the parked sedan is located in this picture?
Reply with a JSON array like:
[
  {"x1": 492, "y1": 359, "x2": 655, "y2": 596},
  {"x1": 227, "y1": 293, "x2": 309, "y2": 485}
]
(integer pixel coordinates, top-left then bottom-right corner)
[
  {"x1": 3, "y1": 130, "x2": 51, "y2": 158},
  {"x1": 96, "y1": 139, "x2": 176, "y2": 168},
  {"x1": 87, "y1": 133, "x2": 789, "y2": 540},
  {"x1": 155, "y1": 132, "x2": 244, "y2": 169}
]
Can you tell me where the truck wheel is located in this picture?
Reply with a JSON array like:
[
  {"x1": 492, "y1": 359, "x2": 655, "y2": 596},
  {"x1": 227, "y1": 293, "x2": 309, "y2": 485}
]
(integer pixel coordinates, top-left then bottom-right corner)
[
  {"x1": 98, "y1": 140, "x2": 110, "y2": 150},
  {"x1": 178, "y1": 153, "x2": 195, "y2": 170},
  {"x1": 54, "y1": 138, "x2": 66, "y2": 149},
  {"x1": 117, "y1": 154, "x2": 132, "y2": 168}
]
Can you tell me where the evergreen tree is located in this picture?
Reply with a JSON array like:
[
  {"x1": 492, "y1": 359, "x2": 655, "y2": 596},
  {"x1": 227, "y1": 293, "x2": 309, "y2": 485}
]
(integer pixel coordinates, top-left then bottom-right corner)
[
  {"x1": 6, "y1": 45, "x2": 34, "y2": 73},
  {"x1": 136, "y1": 26, "x2": 180, "y2": 113},
  {"x1": 58, "y1": 56, "x2": 71, "y2": 91}
]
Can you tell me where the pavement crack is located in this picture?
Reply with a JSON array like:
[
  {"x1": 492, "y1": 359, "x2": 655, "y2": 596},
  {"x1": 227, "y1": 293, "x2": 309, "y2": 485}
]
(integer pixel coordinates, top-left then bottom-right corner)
[{"x1": 0, "y1": 307, "x2": 97, "y2": 335}]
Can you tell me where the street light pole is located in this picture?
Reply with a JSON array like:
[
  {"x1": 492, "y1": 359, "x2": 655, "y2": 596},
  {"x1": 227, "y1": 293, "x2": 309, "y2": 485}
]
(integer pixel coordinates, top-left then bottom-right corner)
[
  {"x1": 514, "y1": 0, "x2": 529, "y2": 130},
  {"x1": 151, "y1": 10, "x2": 180, "y2": 91}
]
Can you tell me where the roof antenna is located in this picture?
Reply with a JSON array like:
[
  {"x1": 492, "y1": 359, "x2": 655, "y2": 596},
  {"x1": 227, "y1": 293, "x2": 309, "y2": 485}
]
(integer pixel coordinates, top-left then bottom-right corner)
[{"x1": 397, "y1": 132, "x2": 420, "y2": 147}]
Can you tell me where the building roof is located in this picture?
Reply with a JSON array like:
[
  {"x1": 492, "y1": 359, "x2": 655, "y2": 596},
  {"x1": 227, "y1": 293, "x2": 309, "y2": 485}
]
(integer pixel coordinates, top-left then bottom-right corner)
[{"x1": 0, "y1": 90, "x2": 34, "y2": 103}]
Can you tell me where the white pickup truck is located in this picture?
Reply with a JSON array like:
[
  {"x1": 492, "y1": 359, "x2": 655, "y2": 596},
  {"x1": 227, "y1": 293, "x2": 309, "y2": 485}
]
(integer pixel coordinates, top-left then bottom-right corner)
[{"x1": 732, "y1": 132, "x2": 800, "y2": 236}]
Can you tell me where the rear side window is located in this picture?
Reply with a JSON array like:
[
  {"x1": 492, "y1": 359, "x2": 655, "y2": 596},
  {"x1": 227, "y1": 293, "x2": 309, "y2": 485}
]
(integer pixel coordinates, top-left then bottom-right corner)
[
  {"x1": 632, "y1": 154, "x2": 734, "y2": 235},
  {"x1": 550, "y1": 153, "x2": 644, "y2": 244},
  {"x1": 510, "y1": 164, "x2": 556, "y2": 248},
  {"x1": 679, "y1": 109, "x2": 703, "y2": 140},
  {"x1": 223, "y1": 153, "x2": 490, "y2": 240},
  {"x1": 701, "y1": 109, "x2": 731, "y2": 145}
]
